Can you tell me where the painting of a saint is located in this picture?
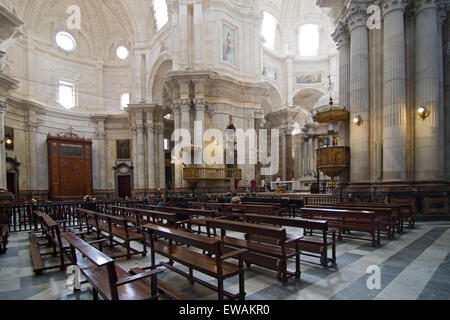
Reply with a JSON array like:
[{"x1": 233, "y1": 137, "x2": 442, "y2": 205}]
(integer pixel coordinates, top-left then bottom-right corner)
[
  {"x1": 116, "y1": 139, "x2": 131, "y2": 160},
  {"x1": 222, "y1": 24, "x2": 236, "y2": 66},
  {"x1": 296, "y1": 73, "x2": 322, "y2": 84}
]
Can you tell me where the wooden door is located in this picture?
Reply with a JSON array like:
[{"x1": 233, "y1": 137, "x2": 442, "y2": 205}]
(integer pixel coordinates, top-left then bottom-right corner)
[
  {"x1": 7, "y1": 172, "x2": 16, "y2": 195},
  {"x1": 118, "y1": 176, "x2": 131, "y2": 198}
]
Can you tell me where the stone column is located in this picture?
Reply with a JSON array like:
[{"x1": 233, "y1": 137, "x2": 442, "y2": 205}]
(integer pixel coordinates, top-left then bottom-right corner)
[
  {"x1": 26, "y1": 110, "x2": 39, "y2": 193},
  {"x1": 147, "y1": 123, "x2": 156, "y2": 191},
  {"x1": 280, "y1": 128, "x2": 287, "y2": 180},
  {"x1": 445, "y1": 15, "x2": 450, "y2": 180},
  {"x1": 95, "y1": 118, "x2": 107, "y2": 191},
  {"x1": 347, "y1": 3, "x2": 371, "y2": 183},
  {"x1": 173, "y1": 103, "x2": 182, "y2": 189},
  {"x1": 156, "y1": 125, "x2": 166, "y2": 190},
  {"x1": 382, "y1": 0, "x2": 408, "y2": 182},
  {"x1": 194, "y1": 99, "x2": 206, "y2": 166},
  {"x1": 180, "y1": 99, "x2": 191, "y2": 188},
  {"x1": 0, "y1": 102, "x2": 8, "y2": 189},
  {"x1": 303, "y1": 133, "x2": 309, "y2": 176},
  {"x1": 133, "y1": 120, "x2": 146, "y2": 193},
  {"x1": 333, "y1": 21, "x2": 351, "y2": 111},
  {"x1": 415, "y1": 0, "x2": 443, "y2": 181}
]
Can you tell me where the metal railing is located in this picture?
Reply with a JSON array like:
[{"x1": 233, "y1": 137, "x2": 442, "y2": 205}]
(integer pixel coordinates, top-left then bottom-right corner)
[{"x1": 183, "y1": 167, "x2": 243, "y2": 181}]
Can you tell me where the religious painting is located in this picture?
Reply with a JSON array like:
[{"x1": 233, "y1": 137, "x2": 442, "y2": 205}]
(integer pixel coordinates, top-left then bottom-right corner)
[
  {"x1": 222, "y1": 23, "x2": 236, "y2": 66},
  {"x1": 116, "y1": 139, "x2": 131, "y2": 160},
  {"x1": 60, "y1": 144, "x2": 83, "y2": 157},
  {"x1": 296, "y1": 73, "x2": 322, "y2": 84}
]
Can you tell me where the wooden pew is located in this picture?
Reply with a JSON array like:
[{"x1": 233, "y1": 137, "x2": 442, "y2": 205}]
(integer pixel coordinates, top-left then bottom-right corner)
[
  {"x1": 138, "y1": 204, "x2": 217, "y2": 234},
  {"x1": 301, "y1": 207, "x2": 381, "y2": 247},
  {"x1": 109, "y1": 205, "x2": 178, "y2": 228},
  {"x1": 222, "y1": 213, "x2": 336, "y2": 267},
  {"x1": 62, "y1": 232, "x2": 163, "y2": 300},
  {"x1": 306, "y1": 204, "x2": 398, "y2": 239},
  {"x1": 76, "y1": 208, "x2": 147, "y2": 260},
  {"x1": 338, "y1": 202, "x2": 415, "y2": 230},
  {"x1": 188, "y1": 202, "x2": 284, "y2": 216},
  {"x1": 0, "y1": 208, "x2": 8, "y2": 254},
  {"x1": 204, "y1": 218, "x2": 301, "y2": 283},
  {"x1": 143, "y1": 223, "x2": 248, "y2": 300}
]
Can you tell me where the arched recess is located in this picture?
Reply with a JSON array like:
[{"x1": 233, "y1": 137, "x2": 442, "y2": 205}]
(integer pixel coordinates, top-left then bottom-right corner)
[
  {"x1": 261, "y1": 81, "x2": 283, "y2": 117},
  {"x1": 148, "y1": 55, "x2": 173, "y2": 106},
  {"x1": 292, "y1": 88, "x2": 325, "y2": 128}
]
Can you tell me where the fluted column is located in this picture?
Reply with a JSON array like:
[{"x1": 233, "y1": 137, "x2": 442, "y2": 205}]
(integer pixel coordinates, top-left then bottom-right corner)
[
  {"x1": 415, "y1": 0, "x2": 443, "y2": 181},
  {"x1": 280, "y1": 128, "x2": 287, "y2": 180},
  {"x1": 133, "y1": 123, "x2": 146, "y2": 192},
  {"x1": 194, "y1": 99, "x2": 206, "y2": 165},
  {"x1": 94, "y1": 117, "x2": 107, "y2": 192},
  {"x1": 347, "y1": 3, "x2": 370, "y2": 183},
  {"x1": 156, "y1": 125, "x2": 166, "y2": 190},
  {"x1": 303, "y1": 133, "x2": 309, "y2": 176},
  {"x1": 382, "y1": 0, "x2": 408, "y2": 182},
  {"x1": 173, "y1": 103, "x2": 182, "y2": 189},
  {"x1": 147, "y1": 123, "x2": 156, "y2": 190},
  {"x1": 180, "y1": 99, "x2": 191, "y2": 188},
  {"x1": 333, "y1": 21, "x2": 350, "y2": 110},
  {"x1": 26, "y1": 110, "x2": 39, "y2": 193},
  {"x1": 0, "y1": 102, "x2": 8, "y2": 189}
]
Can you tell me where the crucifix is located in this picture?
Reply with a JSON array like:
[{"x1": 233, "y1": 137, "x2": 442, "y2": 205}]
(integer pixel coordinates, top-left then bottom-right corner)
[{"x1": 68, "y1": 125, "x2": 76, "y2": 138}]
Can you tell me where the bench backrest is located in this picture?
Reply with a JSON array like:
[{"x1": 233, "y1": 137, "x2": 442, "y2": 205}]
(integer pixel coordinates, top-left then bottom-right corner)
[
  {"x1": 205, "y1": 218, "x2": 287, "y2": 242},
  {"x1": 306, "y1": 205, "x2": 394, "y2": 217},
  {"x1": 301, "y1": 207, "x2": 378, "y2": 222},
  {"x1": 144, "y1": 223, "x2": 221, "y2": 254},
  {"x1": 241, "y1": 214, "x2": 328, "y2": 231},
  {"x1": 139, "y1": 204, "x2": 216, "y2": 218},
  {"x1": 62, "y1": 231, "x2": 118, "y2": 300}
]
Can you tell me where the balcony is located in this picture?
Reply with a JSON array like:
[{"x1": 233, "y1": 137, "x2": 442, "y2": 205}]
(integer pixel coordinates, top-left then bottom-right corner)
[{"x1": 183, "y1": 167, "x2": 243, "y2": 182}]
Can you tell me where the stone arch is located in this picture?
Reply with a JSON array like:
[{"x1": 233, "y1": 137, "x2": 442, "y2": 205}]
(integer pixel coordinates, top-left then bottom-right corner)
[
  {"x1": 148, "y1": 55, "x2": 173, "y2": 106},
  {"x1": 261, "y1": 81, "x2": 283, "y2": 117}
]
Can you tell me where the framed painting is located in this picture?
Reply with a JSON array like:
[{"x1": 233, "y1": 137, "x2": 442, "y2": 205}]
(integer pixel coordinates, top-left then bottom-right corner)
[
  {"x1": 296, "y1": 73, "x2": 322, "y2": 84},
  {"x1": 222, "y1": 23, "x2": 236, "y2": 66},
  {"x1": 116, "y1": 139, "x2": 132, "y2": 160}
]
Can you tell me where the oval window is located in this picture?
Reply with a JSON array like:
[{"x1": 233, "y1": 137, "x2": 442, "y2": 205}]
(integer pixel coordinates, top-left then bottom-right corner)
[
  {"x1": 116, "y1": 46, "x2": 129, "y2": 60},
  {"x1": 55, "y1": 31, "x2": 76, "y2": 52}
]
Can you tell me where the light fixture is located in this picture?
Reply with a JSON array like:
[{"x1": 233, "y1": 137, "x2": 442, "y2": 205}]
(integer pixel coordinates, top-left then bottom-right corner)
[
  {"x1": 116, "y1": 46, "x2": 129, "y2": 60},
  {"x1": 353, "y1": 115, "x2": 362, "y2": 126},
  {"x1": 5, "y1": 138, "x2": 12, "y2": 145},
  {"x1": 418, "y1": 107, "x2": 430, "y2": 120}
]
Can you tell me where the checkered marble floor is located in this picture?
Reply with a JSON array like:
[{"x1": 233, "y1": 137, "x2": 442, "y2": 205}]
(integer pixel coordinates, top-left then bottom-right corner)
[{"x1": 0, "y1": 222, "x2": 449, "y2": 300}]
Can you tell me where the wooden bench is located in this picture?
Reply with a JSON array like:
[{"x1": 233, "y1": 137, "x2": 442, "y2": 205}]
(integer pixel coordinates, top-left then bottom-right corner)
[
  {"x1": 189, "y1": 202, "x2": 284, "y2": 216},
  {"x1": 223, "y1": 213, "x2": 336, "y2": 267},
  {"x1": 143, "y1": 223, "x2": 247, "y2": 300},
  {"x1": 76, "y1": 208, "x2": 147, "y2": 260},
  {"x1": 139, "y1": 204, "x2": 217, "y2": 234},
  {"x1": 301, "y1": 207, "x2": 381, "y2": 247},
  {"x1": 204, "y1": 218, "x2": 301, "y2": 283},
  {"x1": 306, "y1": 204, "x2": 398, "y2": 239},
  {"x1": 0, "y1": 208, "x2": 8, "y2": 254},
  {"x1": 62, "y1": 231, "x2": 163, "y2": 300},
  {"x1": 109, "y1": 205, "x2": 178, "y2": 228}
]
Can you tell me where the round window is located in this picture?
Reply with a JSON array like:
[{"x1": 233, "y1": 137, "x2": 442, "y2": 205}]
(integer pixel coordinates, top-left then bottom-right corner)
[
  {"x1": 55, "y1": 31, "x2": 76, "y2": 52},
  {"x1": 116, "y1": 46, "x2": 129, "y2": 60}
]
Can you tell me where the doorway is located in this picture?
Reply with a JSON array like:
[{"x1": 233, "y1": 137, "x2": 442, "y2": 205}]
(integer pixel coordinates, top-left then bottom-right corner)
[
  {"x1": 118, "y1": 175, "x2": 131, "y2": 198},
  {"x1": 7, "y1": 172, "x2": 17, "y2": 195}
]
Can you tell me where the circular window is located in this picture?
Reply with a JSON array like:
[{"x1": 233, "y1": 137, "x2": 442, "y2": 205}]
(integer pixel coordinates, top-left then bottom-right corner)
[
  {"x1": 55, "y1": 31, "x2": 76, "y2": 52},
  {"x1": 116, "y1": 46, "x2": 129, "y2": 60}
]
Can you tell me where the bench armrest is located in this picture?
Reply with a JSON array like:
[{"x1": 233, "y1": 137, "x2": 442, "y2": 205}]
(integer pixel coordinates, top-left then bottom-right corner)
[
  {"x1": 115, "y1": 268, "x2": 164, "y2": 287},
  {"x1": 220, "y1": 248, "x2": 248, "y2": 261}
]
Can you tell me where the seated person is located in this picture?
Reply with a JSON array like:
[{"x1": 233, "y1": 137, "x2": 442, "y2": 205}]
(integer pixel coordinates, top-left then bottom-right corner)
[
  {"x1": 230, "y1": 193, "x2": 243, "y2": 214},
  {"x1": 157, "y1": 195, "x2": 166, "y2": 207}
]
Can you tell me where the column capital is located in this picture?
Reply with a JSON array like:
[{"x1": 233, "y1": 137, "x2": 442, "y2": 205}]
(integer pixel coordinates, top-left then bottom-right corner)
[
  {"x1": 179, "y1": 99, "x2": 191, "y2": 113},
  {"x1": 146, "y1": 124, "x2": 156, "y2": 134},
  {"x1": 345, "y1": 1, "x2": 369, "y2": 32},
  {"x1": 381, "y1": 0, "x2": 408, "y2": 17},
  {"x1": 194, "y1": 98, "x2": 207, "y2": 110},
  {"x1": 95, "y1": 131, "x2": 107, "y2": 139},
  {"x1": 414, "y1": 0, "x2": 439, "y2": 15},
  {"x1": 0, "y1": 101, "x2": 8, "y2": 114},
  {"x1": 154, "y1": 125, "x2": 164, "y2": 135},
  {"x1": 172, "y1": 103, "x2": 181, "y2": 115},
  {"x1": 332, "y1": 20, "x2": 350, "y2": 49},
  {"x1": 131, "y1": 124, "x2": 146, "y2": 133},
  {"x1": 26, "y1": 122, "x2": 39, "y2": 132}
]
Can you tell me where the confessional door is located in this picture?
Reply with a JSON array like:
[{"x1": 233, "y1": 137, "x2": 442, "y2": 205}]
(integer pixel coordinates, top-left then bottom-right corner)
[{"x1": 118, "y1": 175, "x2": 131, "y2": 198}]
